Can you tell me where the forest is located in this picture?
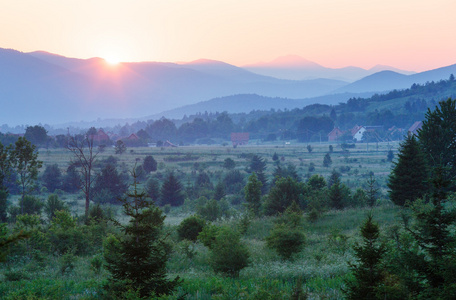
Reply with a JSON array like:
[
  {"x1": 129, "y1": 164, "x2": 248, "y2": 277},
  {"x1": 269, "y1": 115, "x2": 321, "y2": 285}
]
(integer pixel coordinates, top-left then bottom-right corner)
[{"x1": 0, "y1": 97, "x2": 455, "y2": 299}]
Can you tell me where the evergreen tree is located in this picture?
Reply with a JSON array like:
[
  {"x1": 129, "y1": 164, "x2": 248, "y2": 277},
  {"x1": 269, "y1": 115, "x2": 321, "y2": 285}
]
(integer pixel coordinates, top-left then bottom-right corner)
[
  {"x1": 344, "y1": 214, "x2": 386, "y2": 300},
  {"x1": 387, "y1": 134, "x2": 429, "y2": 206},
  {"x1": 146, "y1": 178, "x2": 161, "y2": 203},
  {"x1": 93, "y1": 164, "x2": 128, "y2": 204},
  {"x1": 264, "y1": 177, "x2": 305, "y2": 215},
  {"x1": 249, "y1": 155, "x2": 268, "y2": 193},
  {"x1": 365, "y1": 174, "x2": 379, "y2": 207},
  {"x1": 418, "y1": 98, "x2": 456, "y2": 179},
  {"x1": 142, "y1": 155, "x2": 157, "y2": 173},
  {"x1": 103, "y1": 172, "x2": 180, "y2": 298},
  {"x1": 213, "y1": 182, "x2": 226, "y2": 201},
  {"x1": 323, "y1": 153, "x2": 332, "y2": 168},
  {"x1": 402, "y1": 166, "x2": 456, "y2": 298},
  {"x1": 161, "y1": 173, "x2": 185, "y2": 206},
  {"x1": 244, "y1": 172, "x2": 262, "y2": 216}
]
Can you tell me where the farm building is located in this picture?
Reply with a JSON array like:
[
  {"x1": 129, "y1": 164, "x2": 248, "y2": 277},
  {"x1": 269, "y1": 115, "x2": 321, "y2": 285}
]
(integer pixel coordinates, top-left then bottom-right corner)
[{"x1": 231, "y1": 132, "x2": 249, "y2": 146}]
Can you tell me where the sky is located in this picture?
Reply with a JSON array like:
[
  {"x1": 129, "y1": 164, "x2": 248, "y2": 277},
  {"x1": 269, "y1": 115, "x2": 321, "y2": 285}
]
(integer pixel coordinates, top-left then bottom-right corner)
[{"x1": 1, "y1": 0, "x2": 455, "y2": 72}]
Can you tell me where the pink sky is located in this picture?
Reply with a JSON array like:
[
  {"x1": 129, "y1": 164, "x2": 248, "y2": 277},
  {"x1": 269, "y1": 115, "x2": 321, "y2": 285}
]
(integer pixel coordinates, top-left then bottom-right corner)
[{"x1": 1, "y1": 0, "x2": 455, "y2": 72}]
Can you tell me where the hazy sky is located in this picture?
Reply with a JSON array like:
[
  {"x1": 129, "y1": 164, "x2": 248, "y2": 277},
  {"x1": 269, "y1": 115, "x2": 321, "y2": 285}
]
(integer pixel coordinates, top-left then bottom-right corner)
[{"x1": 1, "y1": 0, "x2": 455, "y2": 71}]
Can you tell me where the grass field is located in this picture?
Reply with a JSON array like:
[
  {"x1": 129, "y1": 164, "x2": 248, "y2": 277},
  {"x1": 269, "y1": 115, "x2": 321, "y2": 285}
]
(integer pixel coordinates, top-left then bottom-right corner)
[{"x1": 1, "y1": 141, "x2": 405, "y2": 299}]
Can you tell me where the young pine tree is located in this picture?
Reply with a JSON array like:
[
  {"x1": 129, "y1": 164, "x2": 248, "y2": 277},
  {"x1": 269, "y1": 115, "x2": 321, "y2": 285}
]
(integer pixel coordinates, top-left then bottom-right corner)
[
  {"x1": 344, "y1": 214, "x2": 386, "y2": 300},
  {"x1": 104, "y1": 171, "x2": 180, "y2": 298}
]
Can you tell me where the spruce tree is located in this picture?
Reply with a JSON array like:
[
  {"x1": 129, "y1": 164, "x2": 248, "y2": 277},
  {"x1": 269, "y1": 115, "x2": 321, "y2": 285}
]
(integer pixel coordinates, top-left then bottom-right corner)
[
  {"x1": 104, "y1": 171, "x2": 180, "y2": 298},
  {"x1": 160, "y1": 172, "x2": 185, "y2": 206},
  {"x1": 344, "y1": 214, "x2": 386, "y2": 300},
  {"x1": 402, "y1": 166, "x2": 456, "y2": 298},
  {"x1": 387, "y1": 134, "x2": 429, "y2": 206},
  {"x1": 418, "y1": 98, "x2": 456, "y2": 179}
]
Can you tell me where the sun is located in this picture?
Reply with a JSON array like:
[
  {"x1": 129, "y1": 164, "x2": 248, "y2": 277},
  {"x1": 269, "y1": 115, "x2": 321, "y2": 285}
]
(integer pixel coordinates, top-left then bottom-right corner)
[{"x1": 104, "y1": 55, "x2": 121, "y2": 65}]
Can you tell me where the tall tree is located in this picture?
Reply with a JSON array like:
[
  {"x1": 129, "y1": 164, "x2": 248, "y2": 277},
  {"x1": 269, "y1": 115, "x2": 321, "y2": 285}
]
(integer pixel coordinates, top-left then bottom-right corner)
[
  {"x1": 387, "y1": 134, "x2": 429, "y2": 206},
  {"x1": 401, "y1": 166, "x2": 456, "y2": 298},
  {"x1": 10, "y1": 137, "x2": 42, "y2": 213},
  {"x1": 244, "y1": 172, "x2": 262, "y2": 216},
  {"x1": 67, "y1": 134, "x2": 99, "y2": 218},
  {"x1": 161, "y1": 173, "x2": 185, "y2": 206},
  {"x1": 24, "y1": 125, "x2": 48, "y2": 147},
  {"x1": 264, "y1": 176, "x2": 305, "y2": 215},
  {"x1": 93, "y1": 164, "x2": 128, "y2": 204},
  {"x1": 42, "y1": 164, "x2": 62, "y2": 193},
  {"x1": 418, "y1": 98, "x2": 456, "y2": 179},
  {"x1": 249, "y1": 154, "x2": 268, "y2": 193},
  {"x1": 104, "y1": 171, "x2": 180, "y2": 298}
]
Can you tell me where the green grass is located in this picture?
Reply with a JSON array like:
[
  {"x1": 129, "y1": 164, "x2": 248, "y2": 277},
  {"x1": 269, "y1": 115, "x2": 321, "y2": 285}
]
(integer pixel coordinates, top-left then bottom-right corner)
[{"x1": 1, "y1": 142, "x2": 407, "y2": 299}]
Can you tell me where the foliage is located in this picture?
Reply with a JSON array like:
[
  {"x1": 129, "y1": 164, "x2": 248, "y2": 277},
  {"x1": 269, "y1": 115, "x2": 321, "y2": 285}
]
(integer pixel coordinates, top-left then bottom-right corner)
[
  {"x1": 44, "y1": 194, "x2": 68, "y2": 220},
  {"x1": 42, "y1": 163, "x2": 62, "y2": 193},
  {"x1": 386, "y1": 150, "x2": 394, "y2": 162},
  {"x1": 401, "y1": 166, "x2": 456, "y2": 298},
  {"x1": 244, "y1": 172, "x2": 263, "y2": 216},
  {"x1": 11, "y1": 137, "x2": 42, "y2": 213},
  {"x1": 142, "y1": 155, "x2": 157, "y2": 173},
  {"x1": 93, "y1": 163, "x2": 128, "y2": 204},
  {"x1": 213, "y1": 181, "x2": 226, "y2": 200},
  {"x1": 103, "y1": 172, "x2": 180, "y2": 298},
  {"x1": 266, "y1": 223, "x2": 305, "y2": 260},
  {"x1": 344, "y1": 214, "x2": 386, "y2": 300},
  {"x1": 115, "y1": 140, "x2": 127, "y2": 155},
  {"x1": 418, "y1": 98, "x2": 456, "y2": 179},
  {"x1": 0, "y1": 223, "x2": 30, "y2": 263},
  {"x1": 145, "y1": 177, "x2": 160, "y2": 203},
  {"x1": 388, "y1": 134, "x2": 429, "y2": 206},
  {"x1": 0, "y1": 190, "x2": 7, "y2": 222},
  {"x1": 177, "y1": 215, "x2": 206, "y2": 241},
  {"x1": 264, "y1": 176, "x2": 306, "y2": 215},
  {"x1": 365, "y1": 174, "x2": 379, "y2": 207},
  {"x1": 48, "y1": 210, "x2": 88, "y2": 255},
  {"x1": 323, "y1": 153, "x2": 332, "y2": 168},
  {"x1": 208, "y1": 226, "x2": 250, "y2": 277},
  {"x1": 19, "y1": 195, "x2": 44, "y2": 216},
  {"x1": 266, "y1": 203, "x2": 306, "y2": 260},
  {"x1": 160, "y1": 172, "x2": 185, "y2": 206},
  {"x1": 24, "y1": 125, "x2": 48, "y2": 147}
]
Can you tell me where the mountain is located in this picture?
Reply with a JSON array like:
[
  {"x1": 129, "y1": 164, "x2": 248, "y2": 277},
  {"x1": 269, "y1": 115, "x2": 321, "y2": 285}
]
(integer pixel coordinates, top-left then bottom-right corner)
[
  {"x1": 335, "y1": 64, "x2": 456, "y2": 94},
  {"x1": 243, "y1": 55, "x2": 415, "y2": 82},
  {"x1": 144, "y1": 92, "x2": 377, "y2": 121},
  {"x1": 0, "y1": 48, "x2": 348, "y2": 125}
]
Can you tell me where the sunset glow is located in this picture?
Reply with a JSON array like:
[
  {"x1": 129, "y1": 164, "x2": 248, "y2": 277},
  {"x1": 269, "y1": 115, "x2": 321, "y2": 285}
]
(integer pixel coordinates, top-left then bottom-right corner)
[{"x1": 0, "y1": 0, "x2": 455, "y2": 71}]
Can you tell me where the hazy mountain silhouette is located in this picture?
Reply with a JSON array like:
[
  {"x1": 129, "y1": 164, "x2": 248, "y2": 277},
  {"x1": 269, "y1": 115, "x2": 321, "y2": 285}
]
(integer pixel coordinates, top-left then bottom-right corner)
[
  {"x1": 243, "y1": 55, "x2": 415, "y2": 82},
  {"x1": 335, "y1": 64, "x2": 456, "y2": 93},
  {"x1": 1, "y1": 48, "x2": 455, "y2": 126},
  {"x1": 0, "y1": 48, "x2": 347, "y2": 125}
]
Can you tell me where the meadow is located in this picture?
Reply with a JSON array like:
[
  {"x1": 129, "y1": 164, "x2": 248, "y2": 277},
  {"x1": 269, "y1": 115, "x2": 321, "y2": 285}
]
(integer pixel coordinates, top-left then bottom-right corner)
[{"x1": 0, "y1": 140, "x2": 405, "y2": 299}]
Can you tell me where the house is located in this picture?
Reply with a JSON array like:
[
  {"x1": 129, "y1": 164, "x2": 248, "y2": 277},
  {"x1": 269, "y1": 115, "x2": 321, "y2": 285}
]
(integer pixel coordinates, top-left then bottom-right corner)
[
  {"x1": 89, "y1": 129, "x2": 110, "y2": 143},
  {"x1": 408, "y1": 121, "x2": 423, "y2": 136},
  {"x1": 125, "y1": 133, "x2": 139, "y2": 141},
  {"x1": 163, "y1": 140, "x2": 178, "y2": 147},
  {"x1": 327, "y1": 127, "x2": 344, "y2": 142},
  {"x1": 351, "y1": 125, "x2": 366, "y2": 142},
  {"x1": 231, "y1": 132, "x2": 249, "y2": 146}
]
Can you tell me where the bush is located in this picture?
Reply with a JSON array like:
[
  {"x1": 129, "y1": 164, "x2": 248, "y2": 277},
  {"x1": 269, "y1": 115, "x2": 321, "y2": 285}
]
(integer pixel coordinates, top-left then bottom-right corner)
[
  {"x1": 44, "y1": 194, "x2": 68, "y2": 220},
  {"x1": 266, "y1": 224, "x2": 306, "y2": 260},
  {"x1": 177, "y1": 215, "x2": 206, "y2": 241},
  {"x1": 209, "y1": 226, "x2": 250, "y2": 277}
]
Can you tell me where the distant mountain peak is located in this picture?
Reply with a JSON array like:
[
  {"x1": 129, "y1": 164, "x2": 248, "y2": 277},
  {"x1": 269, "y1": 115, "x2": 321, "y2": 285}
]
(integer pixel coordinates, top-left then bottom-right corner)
[{"x1": 245, "y1": 55, "x2": 323, "y2": 69}]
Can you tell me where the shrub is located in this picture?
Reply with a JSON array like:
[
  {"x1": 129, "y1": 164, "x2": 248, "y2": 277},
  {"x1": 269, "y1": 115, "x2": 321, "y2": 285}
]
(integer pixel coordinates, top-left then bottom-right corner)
[
  {"x1": 266, "y1": 223, "x2": 306, "y2": 260},
  {"x1": 44, "y1": 194, "x2": 68, "y2": 220},
  {"x1": 177, "y1": 215, "x2": 206, "y2": 241},
  {"x1": 209, "y1": 226, "x2": 250, "y2": 277}
]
